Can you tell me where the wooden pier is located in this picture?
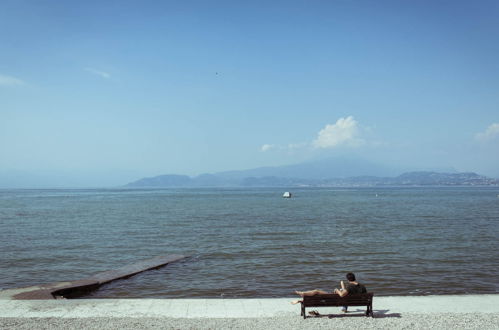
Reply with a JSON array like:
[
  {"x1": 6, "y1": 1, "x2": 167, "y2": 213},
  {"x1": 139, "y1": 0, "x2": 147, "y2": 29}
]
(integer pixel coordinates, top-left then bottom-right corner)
[{"x1": 0, "y1": 254, "x2": 186, "y2": 300}]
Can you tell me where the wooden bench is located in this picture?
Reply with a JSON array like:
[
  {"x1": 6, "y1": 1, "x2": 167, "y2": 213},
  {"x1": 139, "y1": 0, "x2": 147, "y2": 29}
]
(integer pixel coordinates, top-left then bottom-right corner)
[{"x1": 300, "y1": 293, "x2": 374, "y2": 318}]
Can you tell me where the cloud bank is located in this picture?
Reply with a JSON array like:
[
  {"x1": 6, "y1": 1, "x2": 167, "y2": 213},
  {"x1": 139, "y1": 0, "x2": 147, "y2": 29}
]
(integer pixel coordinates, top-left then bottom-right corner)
[
  {"x1": 0, "y1": 74, "x2": 25, "y2": 86},
  {"x1": 260, "y1": 116, "x2": 364, "y2": 152},
  {"x1": 260, "y1": 144, "x2": 274, "y2": 152},
  {"x1": 475, "y1": 123, "x2": 499, "y2": 142},
  {"x1": 312, "y1": 116, "x2": 364, "y2": 148}
]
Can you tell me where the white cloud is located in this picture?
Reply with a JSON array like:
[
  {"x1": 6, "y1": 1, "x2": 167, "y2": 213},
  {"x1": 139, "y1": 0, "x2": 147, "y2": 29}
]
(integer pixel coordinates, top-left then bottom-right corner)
[
  {"x1": 85, "y1": 68, "x2": 111, "y2": 79},
  {"x1": 260, "y1": 144, "x2": 274, "y2": 152},
  {"x1": 475, "y1": 123, "x2": 499, "y2": 141},
  {"x1": 0, "y1": 74, "x2": 25, "y2": 86},
  {"x1": 259, "y1": 116, "x2": 366, "y2": 152},
  {"x1": 312, "y1": 116, "x2": 364, "y2": 148},
  {"x1": 261, "y1": 143, "x2": 307, "y2": 152}
]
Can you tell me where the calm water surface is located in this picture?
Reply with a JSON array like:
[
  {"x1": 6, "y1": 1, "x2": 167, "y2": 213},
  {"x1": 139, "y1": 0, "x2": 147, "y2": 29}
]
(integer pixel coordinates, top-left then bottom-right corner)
[{"x1": 1, "y1": 187, "x2": 498, "y2": 297}]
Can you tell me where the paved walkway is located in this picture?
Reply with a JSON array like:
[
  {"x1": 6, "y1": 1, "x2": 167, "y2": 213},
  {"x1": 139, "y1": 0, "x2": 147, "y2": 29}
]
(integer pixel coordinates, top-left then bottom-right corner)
[{"x1": 0, "y1": 295, "x2": 498, "y2": 318}]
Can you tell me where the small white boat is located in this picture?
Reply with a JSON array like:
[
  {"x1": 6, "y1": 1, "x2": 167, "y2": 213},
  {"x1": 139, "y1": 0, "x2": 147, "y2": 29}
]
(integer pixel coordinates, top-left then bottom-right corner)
[{"x1": 282, "y1": 192, "x2": 292, "y2": 198}]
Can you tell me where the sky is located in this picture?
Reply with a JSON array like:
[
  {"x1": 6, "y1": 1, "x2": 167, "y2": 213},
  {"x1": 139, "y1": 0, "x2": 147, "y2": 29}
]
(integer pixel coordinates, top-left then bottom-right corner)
[{"x1": 1, "y1": 0, "x2": 499, "y2": 187}]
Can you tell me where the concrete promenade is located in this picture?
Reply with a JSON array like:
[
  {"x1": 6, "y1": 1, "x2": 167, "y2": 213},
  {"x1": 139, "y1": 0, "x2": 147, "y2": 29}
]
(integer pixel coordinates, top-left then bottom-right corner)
[{"x1": 0, "y1": 295, "x2": 498, "y2": 318}]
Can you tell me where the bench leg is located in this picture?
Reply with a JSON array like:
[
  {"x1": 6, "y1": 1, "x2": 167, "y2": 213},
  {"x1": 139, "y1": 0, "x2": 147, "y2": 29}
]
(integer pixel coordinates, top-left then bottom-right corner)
[
  {"x1": 301, "y1": 303, "x2": 306, "y2": 319},
  {"x1": 365, "y1": 303, "x2": 374, "y2": 317}
]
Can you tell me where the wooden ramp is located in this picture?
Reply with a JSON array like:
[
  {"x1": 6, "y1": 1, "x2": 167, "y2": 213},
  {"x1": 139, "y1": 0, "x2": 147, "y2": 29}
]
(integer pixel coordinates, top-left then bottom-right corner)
[{"x1": 0, "y1": 254, "x2": 186, "y2": 300}]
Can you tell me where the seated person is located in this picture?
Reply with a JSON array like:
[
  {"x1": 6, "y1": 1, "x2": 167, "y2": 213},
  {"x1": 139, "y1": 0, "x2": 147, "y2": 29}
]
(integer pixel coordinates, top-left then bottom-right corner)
[
  {"x1": 291, "y1": 272, "x2": 367, "y2": 312},
  {"x1": 334, "y1": 272, "x2": 367, "y2": 312}
]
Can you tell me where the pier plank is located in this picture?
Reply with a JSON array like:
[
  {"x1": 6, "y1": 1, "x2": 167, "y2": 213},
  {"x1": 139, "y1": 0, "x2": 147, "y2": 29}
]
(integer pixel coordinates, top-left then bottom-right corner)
[{"x1": 89, "y1": 254, "x2": 185, "y2": 285}]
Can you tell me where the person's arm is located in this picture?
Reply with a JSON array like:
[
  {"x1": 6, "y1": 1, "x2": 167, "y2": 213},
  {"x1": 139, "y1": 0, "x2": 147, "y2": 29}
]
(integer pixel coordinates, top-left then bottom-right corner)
[{"x1": 333, "y1": 288, "x2": 348, "y2": 297}]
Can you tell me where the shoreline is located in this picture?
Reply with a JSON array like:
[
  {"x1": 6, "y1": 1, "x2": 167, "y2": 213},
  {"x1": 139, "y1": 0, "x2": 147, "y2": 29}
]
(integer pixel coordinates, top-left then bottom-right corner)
[{"x1": 1, "y1": 295, "x2": 498, "y2": 329}]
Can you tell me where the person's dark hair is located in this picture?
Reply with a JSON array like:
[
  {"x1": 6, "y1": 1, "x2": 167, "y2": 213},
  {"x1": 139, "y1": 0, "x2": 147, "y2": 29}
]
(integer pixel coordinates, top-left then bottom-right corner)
[{"x1": 346, "y1": 272, "x2": 356, "y2": 281}]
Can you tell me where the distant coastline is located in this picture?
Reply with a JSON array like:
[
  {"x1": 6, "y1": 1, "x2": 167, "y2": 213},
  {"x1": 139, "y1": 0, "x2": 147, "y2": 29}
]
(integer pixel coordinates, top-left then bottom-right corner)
[{"x1": 126, "y1": 171, "x2": 499, "y2": 188}]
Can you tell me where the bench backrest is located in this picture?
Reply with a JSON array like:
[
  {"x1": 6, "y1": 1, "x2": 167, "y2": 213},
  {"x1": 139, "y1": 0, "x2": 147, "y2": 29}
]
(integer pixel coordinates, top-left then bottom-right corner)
[{"x1": 302, "y1": 293, "x2": 373, "y2": 307}]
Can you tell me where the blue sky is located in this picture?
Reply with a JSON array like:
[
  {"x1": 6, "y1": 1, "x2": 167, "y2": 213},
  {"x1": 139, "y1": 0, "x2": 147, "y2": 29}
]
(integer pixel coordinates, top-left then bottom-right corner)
[{"x1": 1, "y1": 0, "x2": 499, "y2": 187}]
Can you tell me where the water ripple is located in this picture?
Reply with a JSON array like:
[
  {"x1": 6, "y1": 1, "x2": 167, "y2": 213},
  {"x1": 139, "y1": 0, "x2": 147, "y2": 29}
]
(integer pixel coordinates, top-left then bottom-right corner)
[{"x1": 1, "y1": 187, "x2": 498, "y2": 297}]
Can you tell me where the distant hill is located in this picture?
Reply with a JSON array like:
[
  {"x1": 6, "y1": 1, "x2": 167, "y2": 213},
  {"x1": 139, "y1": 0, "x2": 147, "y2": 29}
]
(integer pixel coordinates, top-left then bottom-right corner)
[
  {"x1": 214, "y1": 156, "x2": 401, "y2": 180},
  {"x1": 126, "y1": 168, "x2": 499, "y2": 188},
  {"x1": 125, "y1": 157, "x2": 499, "y2": 188},
  {"x1": 126, "y1": 156, "x2": 398, "y2": 187},
  {"x1": 126, "y1": 174, "x2": 191, "y2": 187},
  {"x1": 392, "y1": 171, "x2": 498, "y2": 185},
  {"x1": 332, "y1": 171, "x2": 498, "y2": 186}
]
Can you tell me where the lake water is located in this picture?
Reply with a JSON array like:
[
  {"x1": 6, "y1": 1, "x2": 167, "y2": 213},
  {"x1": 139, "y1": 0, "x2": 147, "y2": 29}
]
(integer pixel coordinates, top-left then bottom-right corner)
[{"x1": 1, "y1": 187, "x2": 498, "y2": 298}]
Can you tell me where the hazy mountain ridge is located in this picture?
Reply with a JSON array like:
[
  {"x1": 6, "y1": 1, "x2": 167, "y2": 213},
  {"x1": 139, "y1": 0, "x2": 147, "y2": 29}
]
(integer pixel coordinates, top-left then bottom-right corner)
[
  {"x1": 127, "y1": 171, "x2": 499, "y2": 188},
  {"x1": 126, "y1": 158, "x2": 499, "y2": 187},
  {"x1": 214, "y1": 157, "x2": 402, "y2": 180}
]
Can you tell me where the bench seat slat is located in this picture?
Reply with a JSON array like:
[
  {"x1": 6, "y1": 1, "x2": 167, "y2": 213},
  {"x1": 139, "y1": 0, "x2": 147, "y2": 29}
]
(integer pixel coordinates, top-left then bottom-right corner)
[{"x1": 305, "y1": 301, "x2": 370, "y2": 307}]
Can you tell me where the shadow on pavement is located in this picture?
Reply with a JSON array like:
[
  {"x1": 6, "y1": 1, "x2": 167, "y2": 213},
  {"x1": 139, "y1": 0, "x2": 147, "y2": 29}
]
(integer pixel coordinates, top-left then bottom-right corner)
[{"x1": 306, "y1": 309, "x2": 401, "y2": 319}]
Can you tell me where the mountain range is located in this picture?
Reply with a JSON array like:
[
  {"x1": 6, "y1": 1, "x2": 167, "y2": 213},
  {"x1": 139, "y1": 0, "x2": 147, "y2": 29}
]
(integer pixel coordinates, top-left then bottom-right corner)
[{"x1": 126, "y1": 157, "x2": 499, "y2": 187}]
